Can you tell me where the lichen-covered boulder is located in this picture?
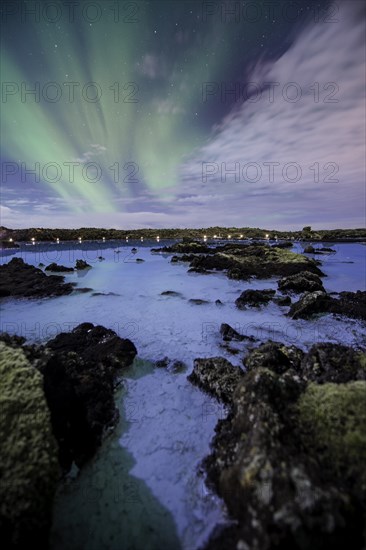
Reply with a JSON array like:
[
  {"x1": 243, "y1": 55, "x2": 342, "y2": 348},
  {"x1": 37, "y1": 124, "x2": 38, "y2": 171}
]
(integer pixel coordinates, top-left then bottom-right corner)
[
  {"x1": 188, "y1": 357, "x2": 244, "y2": 403},
  {"x1": 235, "y1": 289, "x2": 276, "y2": 309},
  {"x1": 288, "y1": 290, "x2": 331, "y2": 319},
  {"x1": 203, "y1": 342, "x2": 366, "y2": 550},
  {"x1": 243, "y1": 341, "x2": 304, "y2": 374},
  {"x1": 297, "y1": 381, "x2": 366, "y2": 493},
  {"x1": 300, "y1": 344, "x2": 366, "y2": 383},
  {"x1": 278, "y1": 271, "x2": 325, "y2": 293},
  {"x1": 0, "y1": 342, "x2": 59, "y2": 549},
  {"x1": 289, "y1": 290, "x2": 366, "y2": 321},
  {"x1": 204, "y1": 367, "x2": 352, "y2": 550}
]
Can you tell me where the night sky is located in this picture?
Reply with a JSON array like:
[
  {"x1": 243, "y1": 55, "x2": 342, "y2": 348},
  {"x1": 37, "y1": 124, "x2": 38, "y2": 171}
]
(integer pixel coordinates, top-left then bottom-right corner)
[{"x1": 1, "y1": 0, "x2": 365, "y2": 229}]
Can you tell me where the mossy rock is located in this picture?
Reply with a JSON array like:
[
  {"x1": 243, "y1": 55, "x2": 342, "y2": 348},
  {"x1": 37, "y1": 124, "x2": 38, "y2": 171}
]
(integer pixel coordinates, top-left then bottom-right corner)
[
  {"x1": 0, "y1": 342, "x2": 59, "y2": 549},
  {"x1": 297, "y1": 381, "x2": 366, "y2": 493}
]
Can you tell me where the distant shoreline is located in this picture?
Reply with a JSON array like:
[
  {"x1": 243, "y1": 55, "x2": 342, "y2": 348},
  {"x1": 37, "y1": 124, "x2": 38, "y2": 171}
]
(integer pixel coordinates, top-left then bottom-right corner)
[{"x1": 1, "y1": 226, "x2": 366, "y2": 247}]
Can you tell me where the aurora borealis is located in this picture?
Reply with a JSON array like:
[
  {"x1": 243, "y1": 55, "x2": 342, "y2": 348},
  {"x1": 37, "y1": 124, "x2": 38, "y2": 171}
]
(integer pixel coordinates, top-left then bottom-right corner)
[{"x1": 1, "y1": 0, "x2": 365, "y2": 229}]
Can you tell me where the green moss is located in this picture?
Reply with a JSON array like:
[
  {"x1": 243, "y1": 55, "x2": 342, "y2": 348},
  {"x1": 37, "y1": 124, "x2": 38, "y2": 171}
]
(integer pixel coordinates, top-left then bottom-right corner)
[
  {"x1": 356, "y1": 352, "x2": 366, "y2": 370},
  {"x1": 297, "y1": 381, "x2": 366, "y2": 490},
  {"x1": 0, "y1": 342, "x2": 59, "y2": 547}
]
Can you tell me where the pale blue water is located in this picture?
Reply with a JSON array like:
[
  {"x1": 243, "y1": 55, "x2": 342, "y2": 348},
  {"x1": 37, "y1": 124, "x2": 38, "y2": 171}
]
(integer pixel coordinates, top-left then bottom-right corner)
[{"x1": 1, "y1": 240, "x2": 365, "y2": 549}]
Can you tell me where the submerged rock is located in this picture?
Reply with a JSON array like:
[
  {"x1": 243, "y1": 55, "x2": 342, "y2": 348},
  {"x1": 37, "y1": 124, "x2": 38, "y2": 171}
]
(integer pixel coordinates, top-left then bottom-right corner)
[
  {"x1": 278, "y1": 270, "x2": 325, "y2": 293},
  {"x1": 0, "y1": 258, "x2": 74, "y2": 298},
  {"x1": 188, "y1": 357, "x2": 244, "y2": 403},
  {"x1": 189, "y1": 298, "x2": 210, "y2": 305},
  {"x1": 154, "y1": 357, "x2": 187, "y2": 373},
  {"x1": 0, "y1": 342, "x2": 59, "y2": 549},
  {"x1": 235, "y1": 289, "x2": 276, "y2": 309}
]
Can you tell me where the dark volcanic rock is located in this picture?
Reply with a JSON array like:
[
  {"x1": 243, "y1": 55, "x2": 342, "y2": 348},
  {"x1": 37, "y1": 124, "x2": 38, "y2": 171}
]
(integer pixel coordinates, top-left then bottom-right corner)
[
  {"x1": 203, "y1": 342, "x2": 366, "y2": 550},
  {"x1": 220, "y1": 323, "x2": 256, "y2": 342},
  {"x1": 335, "y1": 291, "x2": 366, "y2": 320},
  {"x1": 275, "y1": 295, "x2": 292, "y2": 306},
  {"x1": 160, "y1": 290, "x2": 183, "y2": 297},
  {"x1": 41, "y1": 323, "x2": 137, "y2": 471},
  {"x1": 317, "y1": 247, "x2": 336, "y2": 253},
  {"x1": 45, "y1": 263, "x2": 74, "y2": 273},
  {"x1": 289, "y1": 291, "x2": 332, "y2": 319},
  {"x1": 75, "y1": 259, "x2": 92, "y2": 270},
  {"x1": 272, "y1": 240, "x2": 293, "y2": 248},
  {"x1": 189, "y1": 244, "x2": 324, "y2": 281},
  {"x1": 278, "y1": 271, "x2": 325, "y2": 293},
  {"x1": 0, "y1": 258, "x2": 74, "y2": 298},
  {"x1": 91, "y1": 292, "x2": 121, "y2": 297},
  {"x1": 300, "y1": 343, "x2": 366, "y2": 384},
  {"x1": 235, "y1": 289, "x2": 276, "y2": 309},
  {"x1": 243, "y1": 341, "x2": 304, "y2": 374},
  {"x1": 155, "y1": 357, "x2": 169, "y2": 368},
  {"x1": 154, "y1": 241, "x2": 210, "y2": 254},
  {"x1": 47, "y1": 323, "x2": 137, "y2": 369},
  {"x1": 188, "y1": 357, "x2": 244, "y2": 403},
  {"x1": 189, "y1": 298, "x2": 210, "y2": 305},
  {"x1": 289, "y1": 290, "x2": 366, "y2": 320}
]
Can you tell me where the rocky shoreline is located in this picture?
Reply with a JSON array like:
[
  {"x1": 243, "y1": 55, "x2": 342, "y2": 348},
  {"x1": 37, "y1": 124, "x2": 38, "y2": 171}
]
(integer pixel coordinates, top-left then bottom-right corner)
[
  {"x1": 1, "y1": 239, "x2": 365, "y2": 549},
  {"x1": 188, "y1": 343, "x2": 366, "y2": 550},
  {"x1": 0, "y1": 325, "x2": 137, "y2": 548},
  {"x1": 0, "y1": 258, "x2": 92, "y2": 298},
  {"x1": 1, "y1": 225, "x2": 366, "y2": 246}
]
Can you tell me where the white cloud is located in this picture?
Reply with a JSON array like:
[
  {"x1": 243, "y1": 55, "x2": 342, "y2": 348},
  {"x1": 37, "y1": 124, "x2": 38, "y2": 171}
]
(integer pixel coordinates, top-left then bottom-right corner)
[{"x1": 179, "y1": 1, "x2": 365, "y2": 228}]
